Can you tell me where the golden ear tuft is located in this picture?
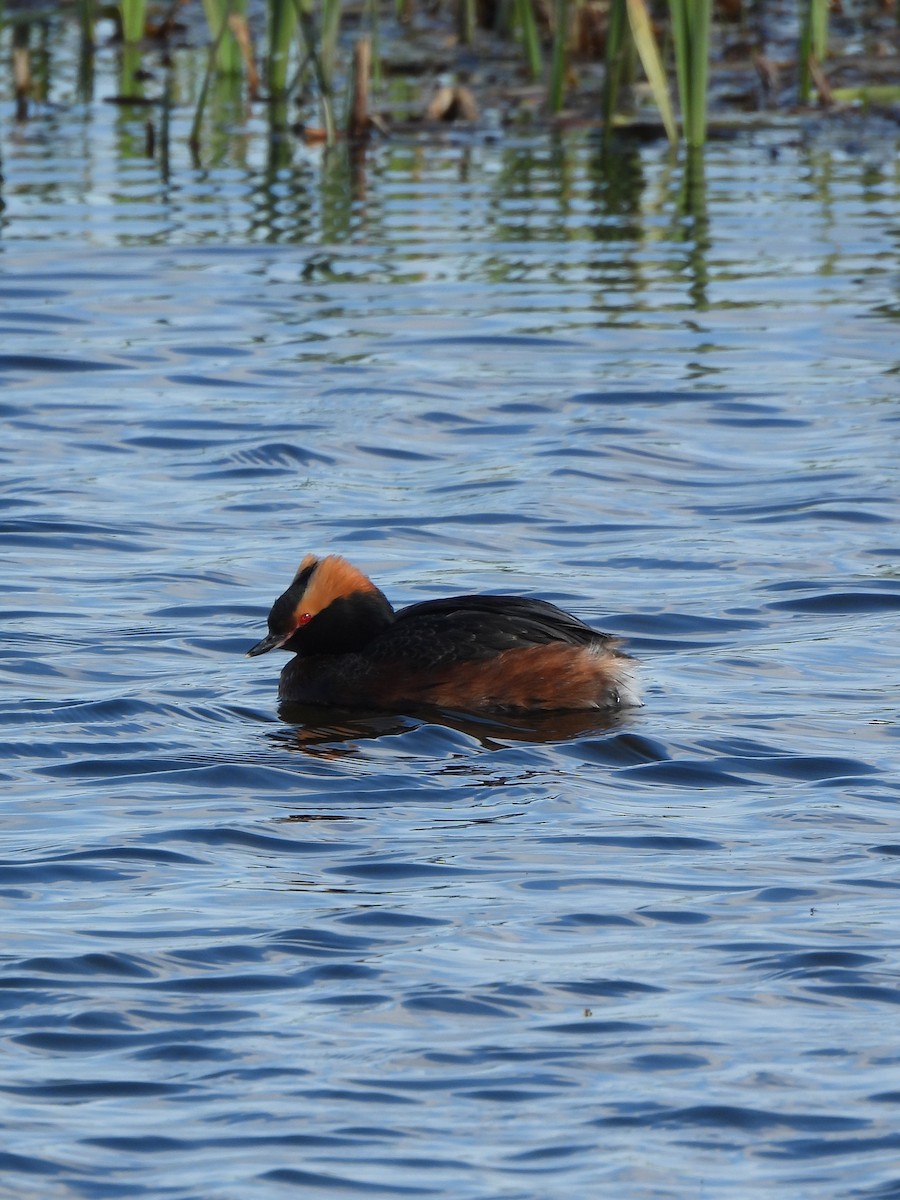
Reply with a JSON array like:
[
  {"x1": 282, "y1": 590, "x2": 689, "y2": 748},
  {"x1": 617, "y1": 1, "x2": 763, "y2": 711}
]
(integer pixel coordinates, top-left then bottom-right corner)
[
  {"x1": 298, "y1": 555, "x2": 378, "y2": 615},
  {"x1": 294, "y1": 553, "x2": 319, "y2": 580}
]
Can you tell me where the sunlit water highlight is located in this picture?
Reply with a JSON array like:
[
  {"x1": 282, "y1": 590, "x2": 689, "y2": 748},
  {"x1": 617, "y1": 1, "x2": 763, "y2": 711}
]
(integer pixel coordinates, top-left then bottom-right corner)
[{"x1": 2, "y1": 37, "x2": 900, "y2": 1200}]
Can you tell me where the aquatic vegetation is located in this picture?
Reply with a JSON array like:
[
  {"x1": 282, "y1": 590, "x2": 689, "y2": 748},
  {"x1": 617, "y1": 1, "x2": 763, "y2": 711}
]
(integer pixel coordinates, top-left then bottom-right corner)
[
  {"x1": 515, "y1": 0, "x2": 542, "y2": 82},
  {"x1": 1, "y1": 0, "x2": 888, "y2": 153},
  {"x1": 267, "y1": 0, "x2": 298, "y2": 100},
  {"x1": 200, "y1": 0, "x2": 248, "y2": 76},
  {"x1": 670, "y1": 0, "x2": 710, "y2": 148},
  {"x1": 118, "y1": 0, "x2": 146, "y2": 44},
  {"x1": 547, "y1": 0, "x2": 567, "y2": 113},
  {"x1": 799, "y1": 0, "x2": 830, "y2": 103},
  {"x1": 619, "y1": 0, "x2": 677, "y2": 144}
]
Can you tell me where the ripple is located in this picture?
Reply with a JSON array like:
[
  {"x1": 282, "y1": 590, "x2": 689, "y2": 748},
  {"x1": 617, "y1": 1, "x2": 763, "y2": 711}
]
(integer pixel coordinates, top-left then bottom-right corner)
[
  {"x1": 3, "y1": 79, "x2": 900, "y2": 1200},
  {"x1": 767, "y1": 589, "x2": 900, "y2": 613},
  {"x1": 154, "y1": 827, "x2": 348, "y2": 855},
  {"x1": 4, "y1": 1078, "x2": 193, "y2": 1099},
  {"x1": 0, "y1": 1150, "x2": 71, "y2": 1177},
  {"x1": 594, "y1": 1103, "x2": 868, "y2": 1133},
  {"x1": 260, "y1": 1167, "x2": 434, "y2": 1194},
  {"x1": 0, "y1": 353, "x2": 123, "y2": 373}
]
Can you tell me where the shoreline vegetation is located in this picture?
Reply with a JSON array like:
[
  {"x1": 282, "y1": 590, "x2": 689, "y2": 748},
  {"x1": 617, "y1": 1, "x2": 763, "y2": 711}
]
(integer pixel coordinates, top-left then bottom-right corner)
[{"x1": 5, "y1": 1, "x2": 900, "y2": 160}]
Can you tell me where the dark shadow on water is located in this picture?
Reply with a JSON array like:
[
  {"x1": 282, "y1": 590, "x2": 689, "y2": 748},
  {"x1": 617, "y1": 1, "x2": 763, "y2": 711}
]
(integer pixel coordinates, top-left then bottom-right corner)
[{"x1": 272, "y1": 700, "x2": 633, "y2": 754}]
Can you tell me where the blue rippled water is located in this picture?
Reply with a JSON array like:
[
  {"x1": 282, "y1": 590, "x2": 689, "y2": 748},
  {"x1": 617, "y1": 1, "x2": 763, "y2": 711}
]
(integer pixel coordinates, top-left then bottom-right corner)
[{"x1": 2, "y1": 43, "x2": 900, "y2": 1200}]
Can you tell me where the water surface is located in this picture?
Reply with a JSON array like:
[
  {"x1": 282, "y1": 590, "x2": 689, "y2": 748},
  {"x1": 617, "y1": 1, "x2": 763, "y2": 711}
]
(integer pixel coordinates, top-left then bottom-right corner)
[{"x1": 2, "y1": 45, "x2": 900, "y2": 1200}]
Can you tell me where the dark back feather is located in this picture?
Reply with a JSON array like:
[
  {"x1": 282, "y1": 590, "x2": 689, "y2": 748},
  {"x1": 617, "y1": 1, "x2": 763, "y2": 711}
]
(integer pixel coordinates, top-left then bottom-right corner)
[{"x1": 367, "y1": 594, "x2": 616, "y2": 672}]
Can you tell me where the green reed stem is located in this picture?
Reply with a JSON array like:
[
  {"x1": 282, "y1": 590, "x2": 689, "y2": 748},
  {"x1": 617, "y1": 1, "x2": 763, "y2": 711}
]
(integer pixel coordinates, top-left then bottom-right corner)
[
  {"x1": 799, "y1": 0, "x2": 830, "y2": 103},
  {"x1": 603, "y1": 0, "x2": 675, "y2": 144},
  {"x1": 78, "y1": 0, "x2": 95, "y2": 46},
  {"x1": 547, "y1": 0, "x2": 569, "y2": 113},
  {"x1": 669, "y1": 0, "x2": 710, "y2": 147},
  {"x1": 268, "y1": 0, "x2": 298, "y2": 98},
  {"x1": 810, "y1": 0, "x2": 829, "y2": 60},
  {"x1": 201, "y1": 0, "x2": 246, "y2": 75},
  {"x1": 627, "y1": 0, "x2": 677, "y2": 144},
  {"x1": 118, "y1": 0, "x2": 146, "y2": 43},
  {"x1": 320, "y1": 0, "x2": 343, "y2": 86},
  {"x1": 365, "y1": 0, "x2": 382, "y2": 89},
  {"x1": 292, "y1": 0, "x2": 336, "y2": 145},
  {"x1": 515, "y1": 0, "x2": 542, "y2": 81},
  {"x1": 190, "y1": 0, "x2": 233, "y2": 154},
  {"x1": 602, "y1": 0, "x2": 629, "y2": 133}
]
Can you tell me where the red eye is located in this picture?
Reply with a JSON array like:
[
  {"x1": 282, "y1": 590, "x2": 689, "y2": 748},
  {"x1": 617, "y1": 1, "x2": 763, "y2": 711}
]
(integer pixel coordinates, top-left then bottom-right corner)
[{"x1": 296, "y1": 612, "x2": 313, "y2": 627}]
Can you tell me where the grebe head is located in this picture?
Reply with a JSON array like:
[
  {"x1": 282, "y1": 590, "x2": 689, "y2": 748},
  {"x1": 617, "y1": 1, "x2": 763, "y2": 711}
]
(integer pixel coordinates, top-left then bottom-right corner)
[{"x1": 247, "y1": 553, "x2": 394, "y2": 659}]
